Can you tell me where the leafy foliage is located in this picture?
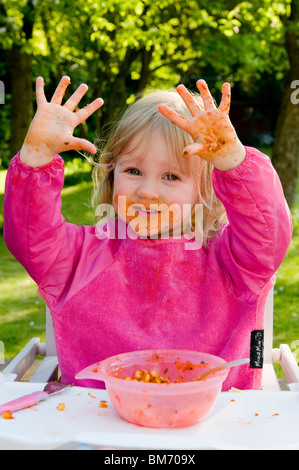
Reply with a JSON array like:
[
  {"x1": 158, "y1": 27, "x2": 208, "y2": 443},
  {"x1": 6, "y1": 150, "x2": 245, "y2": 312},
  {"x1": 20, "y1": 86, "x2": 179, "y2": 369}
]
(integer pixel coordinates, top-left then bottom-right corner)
[{"x1": 0, "y1": 0, "x2": 295, "y2": 164}]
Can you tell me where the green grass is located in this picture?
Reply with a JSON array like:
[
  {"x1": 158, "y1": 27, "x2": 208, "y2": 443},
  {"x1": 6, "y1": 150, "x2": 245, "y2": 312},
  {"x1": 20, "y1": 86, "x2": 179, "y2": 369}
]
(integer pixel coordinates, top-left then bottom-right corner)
[
  {"x1": 0, "y1": 159, "x2": 298, "y2": 377},
  {"x1": 273, "y1": 207, "x2": 299, "y2": 348}
]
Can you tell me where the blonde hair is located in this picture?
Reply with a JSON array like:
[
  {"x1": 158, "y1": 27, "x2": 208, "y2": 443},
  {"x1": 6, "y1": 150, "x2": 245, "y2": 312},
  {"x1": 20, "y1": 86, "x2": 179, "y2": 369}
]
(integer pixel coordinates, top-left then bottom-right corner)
[{"x1": 91, "y1": 89, "x2": 228, "y2": 246}]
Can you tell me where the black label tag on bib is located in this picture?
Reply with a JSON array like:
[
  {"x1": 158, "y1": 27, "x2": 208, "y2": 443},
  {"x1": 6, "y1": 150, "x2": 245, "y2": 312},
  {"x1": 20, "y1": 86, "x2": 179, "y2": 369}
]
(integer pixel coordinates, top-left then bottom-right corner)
[{"x1": 250, "y1": 330, "x2": 264, "y2": 368}]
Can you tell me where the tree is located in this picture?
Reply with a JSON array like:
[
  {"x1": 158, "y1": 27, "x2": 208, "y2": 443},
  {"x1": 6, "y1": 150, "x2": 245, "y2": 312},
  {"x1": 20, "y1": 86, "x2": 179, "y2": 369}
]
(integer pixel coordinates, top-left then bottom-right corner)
[
  {"x1": 66, "y1": 0, "x2": 217, "y2": 127},
  {"x1": 0, "y1": 0, "x2": 298, "y2": 205},
  {"x1": 0, "y1": 0, "x2": 37, "y2": 157},
  {"x1": 188, "y1": 0, "x2": 298, "y2": 206},
  {"x1": 271, "y1": 0, "x2": 299, "y2": 207}
]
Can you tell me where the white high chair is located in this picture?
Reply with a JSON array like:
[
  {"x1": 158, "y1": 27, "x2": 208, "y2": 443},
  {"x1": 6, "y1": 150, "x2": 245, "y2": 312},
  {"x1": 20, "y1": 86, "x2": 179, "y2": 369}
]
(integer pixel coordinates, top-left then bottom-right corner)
[
  {"x1": 2, "y1": 306, "x2": 58, "y2": 383},
  {"x1": 261, "y1": 288, "x2": 299, "y2": 390},
  {"x1": 2, "y1": 288, "x2": 299, "y2": 389}
]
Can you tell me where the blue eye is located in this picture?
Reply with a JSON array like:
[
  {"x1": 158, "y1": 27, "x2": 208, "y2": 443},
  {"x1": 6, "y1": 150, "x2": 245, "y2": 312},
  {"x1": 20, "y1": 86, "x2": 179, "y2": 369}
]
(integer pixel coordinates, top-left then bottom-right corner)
[
  {"x1": 127, "y1": 168, "x2": 141, "y2": 175},
  {"x1": 164, "y1": 173, "x2": 179, "y2": 181}
]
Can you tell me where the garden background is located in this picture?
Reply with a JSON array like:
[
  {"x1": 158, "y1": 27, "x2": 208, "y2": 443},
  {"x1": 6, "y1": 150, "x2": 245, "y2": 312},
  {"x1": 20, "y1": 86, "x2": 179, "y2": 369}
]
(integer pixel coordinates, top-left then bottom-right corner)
[{"x1": 0, "y1": 0, "x2": 298, "y2": 376}]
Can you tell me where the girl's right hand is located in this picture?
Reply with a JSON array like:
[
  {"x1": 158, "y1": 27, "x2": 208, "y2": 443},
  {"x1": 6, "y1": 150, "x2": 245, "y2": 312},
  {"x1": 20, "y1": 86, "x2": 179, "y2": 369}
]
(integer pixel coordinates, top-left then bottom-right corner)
[{"x1": 20, "y1": 76, "x2": 104, "y2": 167}]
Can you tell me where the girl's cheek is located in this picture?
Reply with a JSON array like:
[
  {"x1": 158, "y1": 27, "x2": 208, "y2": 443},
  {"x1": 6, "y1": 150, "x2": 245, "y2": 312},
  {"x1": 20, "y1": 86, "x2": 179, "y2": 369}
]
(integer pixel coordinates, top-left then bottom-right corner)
[
  {"x1": 113, "y1": 194, "x2": 135, "y2": 222},
  {"x1": 113, "y1": 193, "x2": 124, "y2": 220}
]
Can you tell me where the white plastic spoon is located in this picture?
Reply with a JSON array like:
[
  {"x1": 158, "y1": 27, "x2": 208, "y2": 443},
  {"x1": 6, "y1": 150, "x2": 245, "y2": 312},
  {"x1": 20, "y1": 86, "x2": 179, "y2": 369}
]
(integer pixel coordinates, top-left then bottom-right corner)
[{"x1": 192, "y1": 357, "x2": 250, "y2": 382}]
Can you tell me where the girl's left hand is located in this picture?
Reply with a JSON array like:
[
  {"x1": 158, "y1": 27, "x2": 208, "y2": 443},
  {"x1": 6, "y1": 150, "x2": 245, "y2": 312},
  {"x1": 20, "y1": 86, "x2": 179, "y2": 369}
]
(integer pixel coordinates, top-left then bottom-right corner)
[{"x1": 158, "y1": 80, "x2": 246, "y2": 170}]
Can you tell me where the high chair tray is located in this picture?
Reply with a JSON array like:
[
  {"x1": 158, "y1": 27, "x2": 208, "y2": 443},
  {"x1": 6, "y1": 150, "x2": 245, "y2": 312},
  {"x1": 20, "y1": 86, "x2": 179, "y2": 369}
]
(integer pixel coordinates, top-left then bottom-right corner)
[{"x1": 0, "y1": 382, "x2": 298, "y2": 450}]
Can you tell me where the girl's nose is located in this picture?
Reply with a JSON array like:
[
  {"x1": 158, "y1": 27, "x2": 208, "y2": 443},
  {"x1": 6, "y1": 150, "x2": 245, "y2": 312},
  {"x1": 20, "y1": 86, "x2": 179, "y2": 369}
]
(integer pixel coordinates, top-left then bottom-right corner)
[{"x1": 136, "y1": 180, "x2": 160, "y2": 201}]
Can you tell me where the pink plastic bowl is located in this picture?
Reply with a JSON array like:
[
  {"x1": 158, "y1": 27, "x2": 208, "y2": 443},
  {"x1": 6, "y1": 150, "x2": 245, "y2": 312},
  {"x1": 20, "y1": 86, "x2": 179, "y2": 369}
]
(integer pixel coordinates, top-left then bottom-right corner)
[{"x1": 76, "y1": 349, "x2": 229, "y2": 428}]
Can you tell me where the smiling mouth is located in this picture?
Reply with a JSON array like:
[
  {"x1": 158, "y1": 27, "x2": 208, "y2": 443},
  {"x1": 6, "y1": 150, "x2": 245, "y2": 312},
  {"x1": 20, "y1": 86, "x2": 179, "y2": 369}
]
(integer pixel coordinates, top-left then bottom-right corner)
[{"x1": 131, "y1": 205, "x2": 161, "y2": 214}]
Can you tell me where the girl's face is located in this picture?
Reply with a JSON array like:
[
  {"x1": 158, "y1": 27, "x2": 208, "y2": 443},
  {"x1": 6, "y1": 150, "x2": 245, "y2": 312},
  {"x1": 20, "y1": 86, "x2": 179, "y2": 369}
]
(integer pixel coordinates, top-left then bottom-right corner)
[{"x1": 113, "y1": 132, "x2": 198, "y2": 238}]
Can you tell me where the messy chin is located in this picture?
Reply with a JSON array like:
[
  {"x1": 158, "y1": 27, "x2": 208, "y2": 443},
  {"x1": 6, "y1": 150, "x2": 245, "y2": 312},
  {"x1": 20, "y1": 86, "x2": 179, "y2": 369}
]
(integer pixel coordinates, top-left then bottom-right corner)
[{"x1": 116, "y1": 213, "x2": 185, "y2": 240}]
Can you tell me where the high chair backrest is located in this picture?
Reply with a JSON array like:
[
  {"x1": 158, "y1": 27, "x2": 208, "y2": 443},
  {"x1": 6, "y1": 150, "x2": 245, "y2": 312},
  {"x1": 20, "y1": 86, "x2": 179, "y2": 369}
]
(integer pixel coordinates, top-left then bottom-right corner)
[
  {"x1": 263, "y1": 287, "x2": 274, "y2": 364},
  {"x1": 46, "y1": 306, "x2": 57, "y2": 356}
]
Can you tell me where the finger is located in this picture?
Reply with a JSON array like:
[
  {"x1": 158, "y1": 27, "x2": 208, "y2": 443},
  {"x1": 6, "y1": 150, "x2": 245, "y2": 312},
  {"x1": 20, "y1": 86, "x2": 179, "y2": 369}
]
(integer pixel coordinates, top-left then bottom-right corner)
[
  {"x1": 196, "y1": 79, "x2": 216, "y2": 111},
  {"x1": 158, "y1": 104, "x2": 190, "y2": 133},
  {"x1": 50, "y1": 75, "x2": 71, "y2": 105},
  {"x1": 182, "y1": 142, "x2": 205, "y2": 158},
  {"x1": 75, "y1": 97, "x2": 104, "y2": 124},
  {"x1": 36, "y1": 76, "x2": 47, "y2": 106},
  {"x1": 218, "y1": 82, "x2": 231, "y2": 114},
  {"x1": 176, "y1": 84, "x2": 202, "y2": 117},
  {"x1": 67, "y1": 136, "x2": 97, "y2": 155},
  {"x1": 64, "y1": 83, "x2": 88, "y2": 111}
]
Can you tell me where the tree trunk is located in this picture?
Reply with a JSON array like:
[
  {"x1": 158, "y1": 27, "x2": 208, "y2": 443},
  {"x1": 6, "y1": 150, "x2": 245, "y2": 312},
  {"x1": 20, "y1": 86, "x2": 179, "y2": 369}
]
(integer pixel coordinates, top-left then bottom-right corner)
[
  {"x1": 96, "y1": 48, "x2": 141, "y2": 130},
  {"x1": 9, "y1": 44, "x2": 33, "y2": 157},
  {"x1": 136, "y1": 46, "x2": 154, "y2": 95},
  {"x1": 8, "y1": 0, "x2": 36, "y2": 157},
  {"x1": 272, "y1": 0, "x2": 299, "y2": 207}
]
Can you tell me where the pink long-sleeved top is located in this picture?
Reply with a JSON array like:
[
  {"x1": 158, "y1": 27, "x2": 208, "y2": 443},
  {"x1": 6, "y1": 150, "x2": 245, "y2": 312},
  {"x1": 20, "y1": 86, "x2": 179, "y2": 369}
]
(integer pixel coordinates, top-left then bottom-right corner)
[{"x1": 3, "y1": 147, "x2": 292, "y2": 390}]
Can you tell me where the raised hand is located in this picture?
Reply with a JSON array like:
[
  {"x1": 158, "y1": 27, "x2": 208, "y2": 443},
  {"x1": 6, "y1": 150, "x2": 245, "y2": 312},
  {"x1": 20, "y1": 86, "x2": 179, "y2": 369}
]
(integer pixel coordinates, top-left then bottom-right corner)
[
  {"x1": 20, "y1": 76, "x2": 103, "y2": 167},
  {"x1": 158, "y1": 80, "x2": 245, "y2": 170}
]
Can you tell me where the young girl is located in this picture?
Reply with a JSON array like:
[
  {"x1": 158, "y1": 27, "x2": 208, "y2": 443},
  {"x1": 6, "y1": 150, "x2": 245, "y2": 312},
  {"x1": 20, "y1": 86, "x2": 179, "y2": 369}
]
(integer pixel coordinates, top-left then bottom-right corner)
[{"x1": 3, "y1": 76, "x2": 292, "y2": 391}]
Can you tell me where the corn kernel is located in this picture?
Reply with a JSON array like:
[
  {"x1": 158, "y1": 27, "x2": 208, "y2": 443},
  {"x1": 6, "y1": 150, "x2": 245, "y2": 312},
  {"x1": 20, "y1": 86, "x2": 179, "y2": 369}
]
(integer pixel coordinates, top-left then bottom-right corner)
[
  {"x1": 134, "y1": 370, "x2": 143, "y2": 380},
  {"x1": 150, "y1": 370, "x2": 159, "y2": 378},
  {"x1": 121, "y1": 368, "x2": 171, "y2": 383}
]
